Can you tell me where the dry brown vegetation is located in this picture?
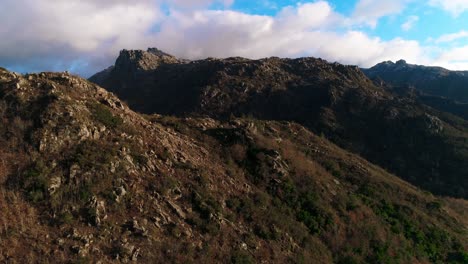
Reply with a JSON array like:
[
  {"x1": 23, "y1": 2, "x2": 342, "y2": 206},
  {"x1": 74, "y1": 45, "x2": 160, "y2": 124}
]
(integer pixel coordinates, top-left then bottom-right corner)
[{"x1": 0, "y1": 68, "x2": 466, "y2": 263}]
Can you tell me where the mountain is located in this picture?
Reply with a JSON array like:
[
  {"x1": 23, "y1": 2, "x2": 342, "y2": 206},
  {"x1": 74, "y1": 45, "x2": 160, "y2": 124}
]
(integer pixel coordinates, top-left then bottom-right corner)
[
  {"x1": 362, "y1": 60, "x2": 468, "y2": 121},
  {"x1": 91, "y1": 50, "x2": 468, "y2": 199},
  {"x1": 363, "y1": 60, "x2": 468, "y2": 102},
  {"x1": 1, "y1": 67, "x2": 467, "y2": 263}
]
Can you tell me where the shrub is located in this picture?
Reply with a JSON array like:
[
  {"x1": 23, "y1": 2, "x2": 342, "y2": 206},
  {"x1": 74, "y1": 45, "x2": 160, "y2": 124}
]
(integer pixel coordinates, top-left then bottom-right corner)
[
  {"x1": 296, "y1": 192, "x2": 333, "y2": 234},
  {"x1": 21, "y1": 161, "x2": 49, "y2": 203},
  {"x1": 73, "y1": 140, "x2": 117, "y2": 170},
  {"x1": 322, "y1": 160, "x2": 342, "y2": 178},
  {"x1": 447, "y1": 251, "x2": 468, "y2": 263},
  {"x1": 89, "y1": 103, "x2": 123, "y2": 128},
  {"x1": 231, "y1": 250, "x2": 254, "y2": 264}
]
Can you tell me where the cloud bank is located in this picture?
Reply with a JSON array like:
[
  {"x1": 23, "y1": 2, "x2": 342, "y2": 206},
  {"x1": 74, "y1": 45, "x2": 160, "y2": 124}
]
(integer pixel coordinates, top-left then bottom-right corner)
[
  {"x1": 429, "y1": 0, "x2": 468, "y2": 16},
  {"x1": 0, "y1": 0, "x2": 467, "y2": 76}
]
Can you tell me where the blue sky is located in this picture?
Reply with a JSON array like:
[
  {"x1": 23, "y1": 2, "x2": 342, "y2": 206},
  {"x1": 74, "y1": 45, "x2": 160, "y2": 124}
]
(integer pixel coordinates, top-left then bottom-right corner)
[
  {"x1": 230, "y1": 0, "x2": 468, "y2": 44},
  {"x1": 1, "y1": 0, "x2": 468, "y2": 76}
]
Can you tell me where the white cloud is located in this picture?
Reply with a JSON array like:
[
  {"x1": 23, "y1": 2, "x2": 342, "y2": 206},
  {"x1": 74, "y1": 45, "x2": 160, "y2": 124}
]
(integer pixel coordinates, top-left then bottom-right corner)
[
  {"x1": 436, "y1": 46, "x2": 468, "y2": 62},
  {"x1": 431, "y1": 45, "x2": 468, "y2": 70},
  {"x1": 167, "y1": 0, "x2": 234, "y2": 8},
  {"x1": 435, "y1": 30, "x2": 468, "y2": 43},
  {"x1": 429, "y1": 0, "x2": 468, "y2": 16},
  {"x1": 401, "y1": 15, "x2": 419, "y2": 31},
  {"x1": 152, "y1": 3, "x2": 426, "y2": 68},
  {"x1": 352, "y1": 0, "x2": 409, "y2": 28},
  {"x1": 0, "y1": 0, "x2": 163, "y2": 75},
  {"x1": 0, "y1": 0, "x2": 467, "y2": 76}
]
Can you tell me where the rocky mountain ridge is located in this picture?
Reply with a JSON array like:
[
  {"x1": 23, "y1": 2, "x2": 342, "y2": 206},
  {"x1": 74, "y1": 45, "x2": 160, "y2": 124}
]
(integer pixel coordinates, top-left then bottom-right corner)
[
  {"x1": 1, "y1": 67, "x2": 467, "y2": 263},
  {"x1": 363, "y1": 60, "x2": 468, "y2": 103},
  {"x1": 91, "y1": 49, "x2": 468, "y2": 199}
]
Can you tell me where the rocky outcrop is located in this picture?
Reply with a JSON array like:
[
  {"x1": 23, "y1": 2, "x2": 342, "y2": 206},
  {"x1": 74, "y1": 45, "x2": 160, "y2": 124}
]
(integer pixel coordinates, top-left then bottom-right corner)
[
  {"x1": 89, "y1": 48, "x2": 185, "y2": 88},
  {"x1": 114, "y1": 48, "x2": 181, "y2": 73}
]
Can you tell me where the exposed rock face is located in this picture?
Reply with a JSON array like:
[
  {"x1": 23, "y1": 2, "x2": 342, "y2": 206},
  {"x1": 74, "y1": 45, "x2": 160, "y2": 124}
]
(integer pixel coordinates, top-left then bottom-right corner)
[
  {"x1": 115, "y1": 48, "x2": 181, "y2": 73},
  {"x1": 90, "y1": 49, "x2": 468, "y2": 198},
  {"x1": 87, "y1": 196, "x2": 107, "y2": 226},
  {"x1": 89, "y1": 48, "x2": 185, "y2": 95}
]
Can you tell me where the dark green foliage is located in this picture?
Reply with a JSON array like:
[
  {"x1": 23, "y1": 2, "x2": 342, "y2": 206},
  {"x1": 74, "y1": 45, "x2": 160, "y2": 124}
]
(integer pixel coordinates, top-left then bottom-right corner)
[
  {"x1": 367, "y1": 241, "x2": 395, "y2": 264},
  {"x1": 21, "y1": 161, "x2": 49, "y2": 203},
  {"x1": 72, "y1": 140, "x2": 118, "y2": 170},
  {"x1": 206, "y1": 128, "x2": 246, "y2": 146},
  {"x1": 89, "y1": 102, "x2": 123, "y2": 128},
  {"x1": 322, "y1": 160, "x2": 343, "y2": 178},
  {"x1": 447, "y1": 251, "x2": 468, "y2": 263},
  {"x1": 373, "y1": 199, "x2": 461, "y2": 262},
  {"x1": 59, "y1": 211, "x2": 74, "y2": 225},
  {"x1": 188, "y1": 190, "x2": 222, "y2": 235},
  {"x1": 337, "y1": 256, "x2": 360, "y2": 264},
  {"x1": 296, "y1": 192, "x2": 333, "y2": 234},
  {"x1": 427, "y1": 200, "x2": 443, "y2": 210},
  {"x1": 345, "y1": 195, "x2": 359, "y2": 211},
  {"x1": 230, "y1": 250, "x2": 254, "y2": 264}
]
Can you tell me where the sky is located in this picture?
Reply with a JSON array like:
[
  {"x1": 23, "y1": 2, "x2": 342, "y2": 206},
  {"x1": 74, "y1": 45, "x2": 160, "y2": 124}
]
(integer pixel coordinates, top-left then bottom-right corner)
[{"x1": 1, "y1": 0, "x2": 468, "y2": 77}]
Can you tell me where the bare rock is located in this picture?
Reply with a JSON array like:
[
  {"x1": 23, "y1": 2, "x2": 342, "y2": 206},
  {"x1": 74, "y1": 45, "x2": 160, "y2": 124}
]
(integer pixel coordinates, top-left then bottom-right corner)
[{"x1": 167, "y1": 200, "x2": 186, "y2": 219}]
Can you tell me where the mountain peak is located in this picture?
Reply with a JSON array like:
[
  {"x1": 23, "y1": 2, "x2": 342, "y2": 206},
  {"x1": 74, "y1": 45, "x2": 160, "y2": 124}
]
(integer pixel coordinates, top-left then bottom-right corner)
[
  {"x1": 115, "y1": 48, "x2": 180, "y2": 72},
  {"x1": 396, "y1": 59, "x2": 407, "y2": 65},
  {"x1": 146, "y1": 47, "x2": 174, "y2": 57},
  {"x1": 90, "y1": 48, "x2": 183, "y2": 83}
]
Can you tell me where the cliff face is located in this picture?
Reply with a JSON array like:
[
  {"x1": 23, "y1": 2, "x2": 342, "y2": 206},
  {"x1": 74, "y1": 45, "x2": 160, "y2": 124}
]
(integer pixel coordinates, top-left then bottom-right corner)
[
  {"x1": 114, "y1": 48, "x2": 182, "y2": 73},
  {"x1": 1, "y1": 67, "x2": 467, "y2": 263},
  {"x1": 91, "y1": 50, "x2": 468, "y2": 199},
  {"x1": 90, "y1": 48, "x2": 184, "y2": 91}
]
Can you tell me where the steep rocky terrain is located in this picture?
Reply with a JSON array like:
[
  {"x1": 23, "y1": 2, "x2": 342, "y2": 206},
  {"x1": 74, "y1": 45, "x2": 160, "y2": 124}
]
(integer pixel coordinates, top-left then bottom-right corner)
[
  {"x1": 91, "y1": 50, "x2": 468, "y2": 199},
  {"x1": 363, "y1": 60, "x2": 468, "y2": 120},
  {"x1": 363, "y1": 60, "x2": 468, "y2": 102},
  {"x1": 1, "y1": 67, "x2": 467, "y2": 263}
]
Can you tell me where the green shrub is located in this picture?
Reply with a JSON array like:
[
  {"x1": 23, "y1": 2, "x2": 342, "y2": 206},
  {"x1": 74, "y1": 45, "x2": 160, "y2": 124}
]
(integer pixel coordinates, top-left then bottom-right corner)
[
  {"x1": 89, "y1": 103, "x2": 123, "y2": 128},
  {"x1": 373, "y1": 200, "x2": 458, "y2": 262},
  {"x1": 447, "y1": 251, "x2": 468, "y2": 263},
  {"x1": 231, "y1": 250, "x2": 254, "y2": 264},
  {"x1": 426, "y1": 201, "x2": 443, "y2": 210},
  {"x1": 188, "y1": 190, "x2": 223, "y2": 235},
  {"x1": 22, "y1": 161, "x2": 49, "y2": 203},
  {"x1": 297, "y1": 192, "x2": 333, "y2": 234},
  {"x1": 322, "y1": 160, "x2": 343, "y2": 178},
  {"x1": 59, "y1": 211, "x2": 74, "y2": 225},
  {"x1": 73, "y1": 140, "x2": 117, "y2": 170}
]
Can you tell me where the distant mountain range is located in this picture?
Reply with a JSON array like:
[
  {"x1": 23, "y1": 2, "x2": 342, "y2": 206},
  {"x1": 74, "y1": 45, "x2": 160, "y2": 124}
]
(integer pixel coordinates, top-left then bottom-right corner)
[{"x1": 91, "y1": 49, "x2": 468, "y2": 199}]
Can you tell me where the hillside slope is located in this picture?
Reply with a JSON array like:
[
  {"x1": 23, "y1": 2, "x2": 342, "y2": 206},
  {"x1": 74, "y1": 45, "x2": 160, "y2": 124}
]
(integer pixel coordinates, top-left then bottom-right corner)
[
  {"x1": 1, "y1": 67, "x2": 467, "y2": 263},
  {"x1": 363, "y1": 60, "x2": 468, "y2": 103},
  {"x1": 91, "y1": 50, "x2": 468, "y2": 198}
]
